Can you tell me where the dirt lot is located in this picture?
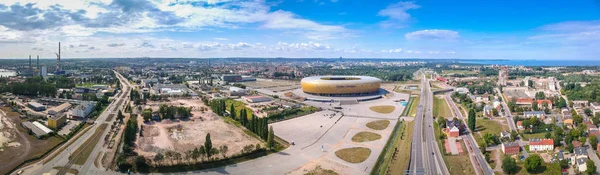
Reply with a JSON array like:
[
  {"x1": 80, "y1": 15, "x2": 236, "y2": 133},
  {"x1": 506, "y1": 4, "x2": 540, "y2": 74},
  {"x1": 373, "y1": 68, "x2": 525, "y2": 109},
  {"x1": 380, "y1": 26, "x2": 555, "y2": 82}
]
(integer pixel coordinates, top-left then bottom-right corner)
[
  {"x1": 0, "y1": 107, "x2": 63, "y2": 175},
  {"x1": 137, "y1": 99, "x2": 262, "y2": 163}
]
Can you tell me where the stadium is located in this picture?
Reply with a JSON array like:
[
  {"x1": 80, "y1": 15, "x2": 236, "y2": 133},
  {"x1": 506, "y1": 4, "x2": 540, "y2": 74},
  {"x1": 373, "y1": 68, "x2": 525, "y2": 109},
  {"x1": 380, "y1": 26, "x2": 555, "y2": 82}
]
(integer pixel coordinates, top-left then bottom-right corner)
[{"x1": 300, "y1": 76, "x2": 382, "y2": 96}]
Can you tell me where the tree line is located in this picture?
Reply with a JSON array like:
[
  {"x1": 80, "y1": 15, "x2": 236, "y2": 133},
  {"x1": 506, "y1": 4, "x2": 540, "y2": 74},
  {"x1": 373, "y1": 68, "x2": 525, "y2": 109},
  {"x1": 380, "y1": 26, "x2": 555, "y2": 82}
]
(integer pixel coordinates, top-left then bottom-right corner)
[{"x1": 210, "y1": 99, "x2": 274, "y2": 148}]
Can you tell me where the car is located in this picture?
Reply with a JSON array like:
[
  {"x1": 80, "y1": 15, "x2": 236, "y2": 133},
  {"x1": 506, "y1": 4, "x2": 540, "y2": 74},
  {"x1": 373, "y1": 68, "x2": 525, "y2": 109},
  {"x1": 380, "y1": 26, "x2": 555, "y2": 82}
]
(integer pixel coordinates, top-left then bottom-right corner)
[{"x1": 432, "y1": 152, "x2": 434, "y2": 155}]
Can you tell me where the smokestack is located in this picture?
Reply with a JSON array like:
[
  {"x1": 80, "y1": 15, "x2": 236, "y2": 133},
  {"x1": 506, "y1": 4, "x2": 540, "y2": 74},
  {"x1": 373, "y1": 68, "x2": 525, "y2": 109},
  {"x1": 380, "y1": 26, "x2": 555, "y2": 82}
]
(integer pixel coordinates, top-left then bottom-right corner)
[
  {"x1": 37, "y1": 55, "x2": 40, "y2": 76},
  {"x1": 56, "y1": 42, "x2": 61, "y2": 73}
]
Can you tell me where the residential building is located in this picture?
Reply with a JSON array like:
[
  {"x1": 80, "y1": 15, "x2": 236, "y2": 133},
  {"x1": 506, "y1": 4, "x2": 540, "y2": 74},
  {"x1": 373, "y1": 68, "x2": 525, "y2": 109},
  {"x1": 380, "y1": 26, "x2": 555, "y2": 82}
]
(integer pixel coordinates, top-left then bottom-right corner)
[
  {"x1": 517, "y1": 121, "x2": 524, "y2": 130},
  {"x1": 446, "y1": 120, "x2": 463, "y2": 137},
  {"x1": 535, "y1": 100, "x2": 553, "y2": 109},
  {"x1": 524, "y1": 111, "x2": 545, "y2": 119},
  {"x1": 577, "y1": 158, "x2": 588, "y2": 172},
  {"x1": 71, "y1": 101, "x2": 96, "y2": 118},
  {"x1": 28, "y1": 102, "x2": 46, "y2": 111},
  {"x1": 483, "y1": 105, "x2": 494, "y2": 117},
  {"x1": 502, "y1": 141, "x2": 520, "y2": 155},
  {"x1": 529, "y1": 138, "x2": 554, "y2": 151},
  {"x1": 48, "y1": 114, "x2": 66, "y2": 130},
  {"x1": 564, "y1": 119, "x2": 574, "y2": 128},
  {"x1": 592, "y1": 102, "x2": 600, "y2": 114},
  {"x1": 572, "y1": 147, "x2": 589, "y2": 172}
]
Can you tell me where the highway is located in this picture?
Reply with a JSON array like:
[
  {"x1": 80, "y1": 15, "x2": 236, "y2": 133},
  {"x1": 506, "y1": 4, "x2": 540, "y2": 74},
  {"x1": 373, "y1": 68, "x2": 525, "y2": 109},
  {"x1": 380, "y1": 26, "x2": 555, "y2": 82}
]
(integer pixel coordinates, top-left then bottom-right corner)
[
  {"x1": 15, "y1": 71, "x2": 131, "y2": 175},
  {"x1": 444, "y1": 93, "x2": 494, "y2": 175},
  {"x1": 408, "y1": 75, "x2": 449, "y2": 175}
]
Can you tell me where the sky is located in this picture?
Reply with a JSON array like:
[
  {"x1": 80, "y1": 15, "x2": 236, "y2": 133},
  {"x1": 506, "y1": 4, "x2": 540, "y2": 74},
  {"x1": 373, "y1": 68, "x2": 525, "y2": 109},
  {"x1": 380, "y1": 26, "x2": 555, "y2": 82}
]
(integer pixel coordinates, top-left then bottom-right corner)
[{"x1": 0, "y1": 0, "x2": 599, "y2": 59}]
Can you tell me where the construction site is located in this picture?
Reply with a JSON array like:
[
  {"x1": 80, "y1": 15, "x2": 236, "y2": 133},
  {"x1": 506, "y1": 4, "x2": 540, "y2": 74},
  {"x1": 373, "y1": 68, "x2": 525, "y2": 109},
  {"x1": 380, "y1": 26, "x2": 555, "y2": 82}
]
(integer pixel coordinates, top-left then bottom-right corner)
[{"x1": 136, "y1": 98, "x2": 263, "y2": 166}]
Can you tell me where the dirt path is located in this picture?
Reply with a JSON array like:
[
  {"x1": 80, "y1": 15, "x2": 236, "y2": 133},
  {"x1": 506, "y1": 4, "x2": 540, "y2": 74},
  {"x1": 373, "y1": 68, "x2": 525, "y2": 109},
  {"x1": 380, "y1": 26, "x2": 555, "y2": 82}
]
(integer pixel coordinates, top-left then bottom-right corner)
[{"x1": 493, "y1": 150, "x2": 502, "y2": 172}]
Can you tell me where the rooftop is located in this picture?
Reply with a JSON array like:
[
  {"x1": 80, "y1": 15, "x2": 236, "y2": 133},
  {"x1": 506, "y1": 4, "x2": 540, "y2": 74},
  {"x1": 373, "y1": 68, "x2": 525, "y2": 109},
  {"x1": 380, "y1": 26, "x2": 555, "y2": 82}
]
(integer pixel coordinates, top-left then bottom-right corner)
[{"x1": 529, "y1": 138, "x2": 554, "y2": 145}]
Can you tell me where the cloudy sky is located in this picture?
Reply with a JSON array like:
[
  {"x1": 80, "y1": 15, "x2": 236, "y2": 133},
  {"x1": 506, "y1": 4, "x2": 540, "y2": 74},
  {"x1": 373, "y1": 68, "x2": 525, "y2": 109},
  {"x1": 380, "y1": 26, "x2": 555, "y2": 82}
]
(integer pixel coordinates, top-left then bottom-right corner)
[{"x1": 0, "y1": 0, "x2": 599, "y2": 59}]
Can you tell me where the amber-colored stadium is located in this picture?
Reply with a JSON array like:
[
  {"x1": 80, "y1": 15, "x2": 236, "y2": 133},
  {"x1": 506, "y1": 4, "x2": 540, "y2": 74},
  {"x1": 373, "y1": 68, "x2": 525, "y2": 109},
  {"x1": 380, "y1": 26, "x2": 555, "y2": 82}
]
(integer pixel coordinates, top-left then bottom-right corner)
[{"x1": 300, "y1": 76, "x2": 381, "y2": 96}]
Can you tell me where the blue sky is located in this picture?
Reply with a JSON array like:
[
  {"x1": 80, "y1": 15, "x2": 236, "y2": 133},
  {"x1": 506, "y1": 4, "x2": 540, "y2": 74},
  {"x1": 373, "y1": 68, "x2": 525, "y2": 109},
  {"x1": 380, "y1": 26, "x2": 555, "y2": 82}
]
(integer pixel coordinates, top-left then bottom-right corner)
[{"x1": 0, "y1": 0, "x2": 599, "y2": 59}]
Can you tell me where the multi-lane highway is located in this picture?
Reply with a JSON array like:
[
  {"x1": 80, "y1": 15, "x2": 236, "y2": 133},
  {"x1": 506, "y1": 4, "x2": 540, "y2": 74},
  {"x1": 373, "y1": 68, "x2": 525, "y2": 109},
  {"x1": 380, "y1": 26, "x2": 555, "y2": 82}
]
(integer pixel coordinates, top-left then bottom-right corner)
[
  {"x1": 444, "y1": 93, "x2": 494, "y2": 175},
  {"x1": 15, "y1": 71, "x2": 131, "y2": 175},
  {"x1": 409, "y1": 75, "x2": 449, "y2": 175}
]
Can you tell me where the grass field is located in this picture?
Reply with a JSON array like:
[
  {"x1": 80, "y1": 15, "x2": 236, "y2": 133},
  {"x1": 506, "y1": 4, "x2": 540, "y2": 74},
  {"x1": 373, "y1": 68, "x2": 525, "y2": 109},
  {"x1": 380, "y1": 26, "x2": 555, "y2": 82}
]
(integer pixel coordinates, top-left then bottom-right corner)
[
  {"x1": 366, "y1": 120, "x2": 390, "y2": 130},
  {"x1": 385, "y1": 121, "x2": 414, "y2": 175},
  {"x1": 407, "y1": 97, "x2": 420, "y2": 117},
  {"x1": 53, "y1": 166, "x2": 79, "y2": 174},
  {"x1": 335, "y1": 147, "x2": 371, "y2": 163},
  {"x1": 369, "y1": 105, "x2": 396, "y2": 114},
  {"x1": 515, "y1": 160, "x2": 562, "y2": 175},
  {"x1": 351, "y1": 131, "x2": 382, "y2": 143},
  {"x1": 304, "y1": 166, "x2": 338, "y2": 175},
  {"x1": 70, "y1": 123, "x2": 108, "y2": 165},
  {"x1": 522, "y1": 132, "x2": 549, "y2": 140},
  {"x1": 433, "y1": 96, "x2": 452, "y2": 118},
  {"x1": 476, "y1": 119, "x2": 507, "y2": 136}
]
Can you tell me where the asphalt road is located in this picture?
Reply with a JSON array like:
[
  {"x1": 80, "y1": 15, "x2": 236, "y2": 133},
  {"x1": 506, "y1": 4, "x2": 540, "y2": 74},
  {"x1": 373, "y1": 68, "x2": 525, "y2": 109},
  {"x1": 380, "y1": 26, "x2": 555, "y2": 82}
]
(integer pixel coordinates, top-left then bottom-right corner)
[
  {"x1": 444, "y1": 93, "x2": 494, "y2": 175},
  {"x1": 15, "y1": 71, "x2": 131, "y2": 175},
  {"x1": 409, "y1": 75, "x2": 449, "y2": 175},
  {"x1": 494, "y1": 88, "x2": 529, "y2": 158}
]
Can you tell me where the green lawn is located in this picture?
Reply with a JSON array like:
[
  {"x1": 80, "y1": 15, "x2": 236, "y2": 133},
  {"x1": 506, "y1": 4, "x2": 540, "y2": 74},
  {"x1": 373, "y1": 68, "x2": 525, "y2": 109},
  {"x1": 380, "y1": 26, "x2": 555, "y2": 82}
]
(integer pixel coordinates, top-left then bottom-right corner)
[
  {"x1": 443, "y1": 70, "x2": 477, "y2": 75},
  {"x1": 407, "y1": 97, "x2": 420, "y2": 117},
  {"x1": 475, "y1": 119, "x2": 507, "y2": 136},
  {"x1": 384, "y1": 121, "x2": 414, "y2": 175},
  {"x1": 70, "y1": 123, "x2": 108, "y2": 165},
  {"x1": 522, "y1": 132, "x2": 549, "y2": 140},
  {"x1": 351, "y1": 132, "x2": 382, "y2": 142},
  {"x1": 335, "y1": 147, "x2": 371, "y2": 163},
  {"x1": 366, "y1": 120, "x2": 390, "y2": 130},
  {"x1": 369, "y1": 105, "x2": 396, "y2": 114},
  {"x1": 433, "y1": 96, "x2": 452, "y2": 118}
]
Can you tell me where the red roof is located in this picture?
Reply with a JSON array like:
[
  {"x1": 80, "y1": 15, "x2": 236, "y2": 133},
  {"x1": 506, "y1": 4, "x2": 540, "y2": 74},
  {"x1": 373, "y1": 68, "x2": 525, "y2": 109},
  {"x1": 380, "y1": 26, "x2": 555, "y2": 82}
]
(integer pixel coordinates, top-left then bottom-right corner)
[
  {"x1": 536, "y1": 100, "x2": 552, "y2": 105},
  {"x1": 517, "y1": 121, "x2": 523, "y2": 126},
  {"x1": 530, "y1": 139, "x2": 554, "y2": 146}
]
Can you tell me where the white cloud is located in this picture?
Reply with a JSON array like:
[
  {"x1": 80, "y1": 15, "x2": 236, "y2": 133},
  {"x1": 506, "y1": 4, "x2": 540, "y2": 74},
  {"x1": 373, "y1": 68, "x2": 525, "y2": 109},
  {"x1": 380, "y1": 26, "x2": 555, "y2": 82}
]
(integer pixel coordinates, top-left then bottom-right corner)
[
  {"x1": 405, "y1": 29, "x2": 460, "y2": 40},
  {"x1": 377, "y1": 1, "x2": 420, "y2": 28}
]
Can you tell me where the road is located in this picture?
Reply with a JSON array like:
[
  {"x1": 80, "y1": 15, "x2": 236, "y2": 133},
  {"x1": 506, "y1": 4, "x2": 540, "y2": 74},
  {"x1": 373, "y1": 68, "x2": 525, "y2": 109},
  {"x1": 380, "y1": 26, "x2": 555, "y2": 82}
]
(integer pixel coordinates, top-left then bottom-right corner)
[
  {"x1": 408, "y1": 75, "x2": 449, "y2": 175},
  {"x1": 444, "y1": 93, "x2": 494, "y2": 175},
  {"x1": 14, "y1": 70, "x2": 131, "y2": 175},
  {"x1": 494, "y1": 88, "x2": 529, "y2": 158}
]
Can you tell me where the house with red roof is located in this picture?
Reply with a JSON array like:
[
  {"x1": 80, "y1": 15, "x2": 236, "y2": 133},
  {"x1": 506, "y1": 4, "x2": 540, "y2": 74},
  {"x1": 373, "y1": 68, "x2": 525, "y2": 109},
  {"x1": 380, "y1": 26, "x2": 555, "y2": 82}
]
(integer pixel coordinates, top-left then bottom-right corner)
[{"x1": 529, "y1": 138, "x2": 554, "y2": 151}]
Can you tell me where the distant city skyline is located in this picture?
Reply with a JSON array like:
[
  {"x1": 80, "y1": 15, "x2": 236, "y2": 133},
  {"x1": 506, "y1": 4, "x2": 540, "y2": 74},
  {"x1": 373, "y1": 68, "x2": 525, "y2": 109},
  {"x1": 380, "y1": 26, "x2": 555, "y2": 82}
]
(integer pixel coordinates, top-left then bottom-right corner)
[{"x1": 0, "y1": 0, "x2": 599, "y2": 60}]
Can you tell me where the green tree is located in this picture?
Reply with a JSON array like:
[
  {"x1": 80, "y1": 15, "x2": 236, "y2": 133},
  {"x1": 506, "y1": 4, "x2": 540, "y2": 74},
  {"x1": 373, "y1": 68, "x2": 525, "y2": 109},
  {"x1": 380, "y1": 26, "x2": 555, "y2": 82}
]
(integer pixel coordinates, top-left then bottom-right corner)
[
  {"x1": 524, "y1": 154, "x2": 543, "y2": 173},
  {"x1": 545, "y1": 132, "x2": 551, "y2": 139},
  {"x1": 468, "y1": 109, "x2": 476, "y2": 131},
  {"x1": 532, "y1": 101, "x2": 539, "y2": 111},
  {"x1": 230, "y1": 103, "x2": 236, "y2": 119},
  {"x1": 219, "y1": 145, "x2": 228, "y2": 159},
  {"x1": 142, "y1": 109, "x2": 152, "y2": 121},
  {"x1": 560, "y1": 159, "x2": 569, "y2": 169},
  {"x1": 591, "y1": 136, "x2": 598, "y2": 150},
  {"x1": 267, "y1": 126, "x2": 274, "y2": 150},
  {"x1": 204, "y1": 133, "x2": 213, "y2": 158},
  {"x1": 502, "y1": 156, "x2": 518, "y2": 174},
  {"x1": 588, "y1": 159, "x2": 597, "y2": 174}
]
